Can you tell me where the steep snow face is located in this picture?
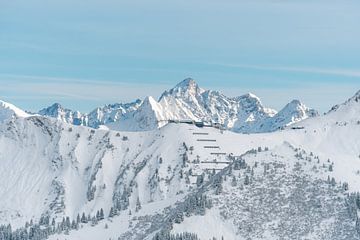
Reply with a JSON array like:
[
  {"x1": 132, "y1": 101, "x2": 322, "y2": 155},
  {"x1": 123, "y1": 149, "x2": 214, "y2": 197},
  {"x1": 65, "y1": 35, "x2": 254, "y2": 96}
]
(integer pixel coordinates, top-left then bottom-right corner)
[
  {"x1": 0, "y1": 100, "x2": 30, "y2": 122},
  {"x1": 107, "y1": 97, "x2": 165, "y2": 131},
  {"x1": 161, "y1": 78, "x2": 205, "y2": 98},
  {"x1": 0, "y1": 117, "x2": 60, "y2": 227}
]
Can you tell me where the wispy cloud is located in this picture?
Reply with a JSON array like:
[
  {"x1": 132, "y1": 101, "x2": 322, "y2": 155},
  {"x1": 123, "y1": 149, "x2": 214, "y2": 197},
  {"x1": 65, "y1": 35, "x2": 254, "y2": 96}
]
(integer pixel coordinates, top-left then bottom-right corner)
[{"x1": 209, "y1": 63, "x2": 360, "y2": 78}]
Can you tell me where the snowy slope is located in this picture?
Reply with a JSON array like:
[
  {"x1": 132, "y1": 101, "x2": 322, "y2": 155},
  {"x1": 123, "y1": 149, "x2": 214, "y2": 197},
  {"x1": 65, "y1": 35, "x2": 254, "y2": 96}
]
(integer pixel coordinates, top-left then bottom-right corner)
[
  {"x1": 0, "y1": 89, "x2": 359, "y2": 239},
  {"x1": 48, "y1": 135, "x2": 360, "y2": 240},
  {"x1": 169, "y1": 143, "x2": 358, "y2": 240},
  {"x1": 107, "y1": 97, "x2": 166, "y2": 131},
  {"x1": 0, "y1": 100, "x2": 30, "y2": 122},
  {"x1": 38, "y1": 78, "x2": 317, "y2": 133},
  {"x1": 1, "y1": 114, "x2": 247, "y2": 228}
]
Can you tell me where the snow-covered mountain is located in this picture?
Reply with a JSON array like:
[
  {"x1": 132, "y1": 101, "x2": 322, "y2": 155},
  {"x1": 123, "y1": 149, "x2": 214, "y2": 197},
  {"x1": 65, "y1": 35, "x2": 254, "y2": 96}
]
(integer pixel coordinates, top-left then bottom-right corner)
[
  {"x1": 86, "y1": 99, "x2": 143, "y2": 128},
  {"x1": 0, "y1": 89, "x2": 359, "y2": 240},
  {"x1": 38, "y1": 78, "x2": 318, "y2": 133},
  {"x1": 259, "y1": 99, "x2": 319, "y2": 132},
  {"x1": 107, "y1": 96, "x2": 165, "y2": 131},
  {"x1": 108, "y1": 78, "x2": 318, "y2": 133},
  {"x1": 38, "y1": 100, "x2": 143, "y2": 129},
  {"x1": 157, "y1": 79, "x2": 278, "y2": 133},
  {"x1": 38, "y1": 103, "x2": 87, "y2": 126}
]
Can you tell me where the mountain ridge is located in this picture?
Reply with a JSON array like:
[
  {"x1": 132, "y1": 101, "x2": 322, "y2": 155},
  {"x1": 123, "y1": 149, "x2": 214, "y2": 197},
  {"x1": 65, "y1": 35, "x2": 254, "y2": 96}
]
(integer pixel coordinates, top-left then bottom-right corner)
[{"x1": 36, "y1": 78, "x2": 318, "y2": 133}]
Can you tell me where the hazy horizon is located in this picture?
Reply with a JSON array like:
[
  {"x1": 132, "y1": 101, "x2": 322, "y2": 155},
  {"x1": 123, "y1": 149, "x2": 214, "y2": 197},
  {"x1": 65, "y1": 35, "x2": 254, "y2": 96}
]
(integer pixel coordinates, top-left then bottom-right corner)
[{"x1": 0, "y1": 77, "x2": 358, "y2": 114}]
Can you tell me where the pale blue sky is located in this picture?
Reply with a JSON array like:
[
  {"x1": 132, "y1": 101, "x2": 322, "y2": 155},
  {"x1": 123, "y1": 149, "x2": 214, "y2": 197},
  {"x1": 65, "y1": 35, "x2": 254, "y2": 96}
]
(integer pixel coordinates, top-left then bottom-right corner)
[{"x1": 0, "y1": 0, "x2": 359, "y2": 113}]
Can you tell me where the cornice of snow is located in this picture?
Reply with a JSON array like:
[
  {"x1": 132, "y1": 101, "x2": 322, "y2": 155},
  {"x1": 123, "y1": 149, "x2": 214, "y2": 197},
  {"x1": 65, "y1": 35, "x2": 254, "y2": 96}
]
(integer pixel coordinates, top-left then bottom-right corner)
[{"x1": 0, "y1": 99, "x2": 31, "y2": 122}]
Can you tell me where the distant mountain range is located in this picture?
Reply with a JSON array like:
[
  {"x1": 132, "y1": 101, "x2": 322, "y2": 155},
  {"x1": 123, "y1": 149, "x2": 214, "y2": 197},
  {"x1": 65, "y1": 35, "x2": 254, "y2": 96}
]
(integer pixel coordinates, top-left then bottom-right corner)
[{"x1": 37, "y1": 78, "x2": 318, "y2": 133}]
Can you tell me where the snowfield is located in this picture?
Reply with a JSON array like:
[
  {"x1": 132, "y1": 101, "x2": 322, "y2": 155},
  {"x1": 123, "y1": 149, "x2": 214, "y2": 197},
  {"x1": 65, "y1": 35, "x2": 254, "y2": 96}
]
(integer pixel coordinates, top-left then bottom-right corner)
[{"x1": 0, "y1": 83, "x2": 360, "y2": 239}]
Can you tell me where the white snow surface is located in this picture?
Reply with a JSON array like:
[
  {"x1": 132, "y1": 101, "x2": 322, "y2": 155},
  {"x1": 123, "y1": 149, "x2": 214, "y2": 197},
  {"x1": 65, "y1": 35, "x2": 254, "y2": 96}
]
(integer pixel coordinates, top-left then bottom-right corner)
[
  {"x1": 0, "y1": 89, "x2": 359, "y2": 239},
  {"x1": 0, "y1": 100, "x2": 30, "y2": 122}
]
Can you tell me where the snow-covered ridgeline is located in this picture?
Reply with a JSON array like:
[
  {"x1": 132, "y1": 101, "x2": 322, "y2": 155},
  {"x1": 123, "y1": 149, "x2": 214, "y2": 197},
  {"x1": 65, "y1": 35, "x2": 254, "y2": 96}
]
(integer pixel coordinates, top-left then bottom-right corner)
[{"x1": 37, "y1": 78, "x2": 318, "y2": 133}]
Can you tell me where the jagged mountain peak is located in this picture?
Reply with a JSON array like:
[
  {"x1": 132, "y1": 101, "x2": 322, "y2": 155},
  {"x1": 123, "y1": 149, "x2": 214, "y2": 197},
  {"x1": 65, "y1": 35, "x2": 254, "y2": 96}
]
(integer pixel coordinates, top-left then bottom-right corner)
[
  {"x1": 103, "y1": 99, "x2": 142, "y2": 110},
  {"x1": 140, "y1": 96, "x2": 163, "y2": 115},
  {"x1": 235, "y1": 93, "x2": 263, "y2": 108},
  {"x1": 238, "y1": 92, "x2": 261, "y2": 101},
  {"x1": 143, "y1": 95, "x2": 157, "y2": 105},
  {"x1": 35, "y1": 79, "x2": 320, "y2": 133},
  {"x1": 39, "y1": 103, "x2": 65, "y2": 115},
  {"x1": 38, "y1": 102, "x2": 85, "y2": 125},
  {"x1": 160, "y1": 78, "x2": 205, "y2": 100},
  {"x1": 141, "y1": 96, "x2": 164, "y2": 118},
  {"x1": 282, "y1": 99, "x2": 305, "y2": 112},
  {"x1": 235, "y1": 92, "x2": 276, "y2": 116},
  {"x1": 38, "y1": 102, "x2": 84, "y2": 118},
  {"x1": 174, "y1": 78, "x2": 197, "y2": 89},
  {"x1": 255, "y1": 99, "x2": 318, "y2": 132},
  {"x1": 278, "y1": 99, "x2": 318, "y2": 119},
  {"x1": 282, "y1": 99, "x2": 311, "y2": 113},
  {"x1": 49, "y1": 102, "x2": 62, "y2": 108},
  {"x1": 283, "y1": 99, "x2": 317, "y2": 116},
  {"x1": 106, "y1": 95, "x2": 164, "y2": 131},
  {"x1": 288, "y1": 99, "x2": 302, "y2": 105},
  {"x1": 38, "y1": 99, "x2": 143, "y2": 128}
]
